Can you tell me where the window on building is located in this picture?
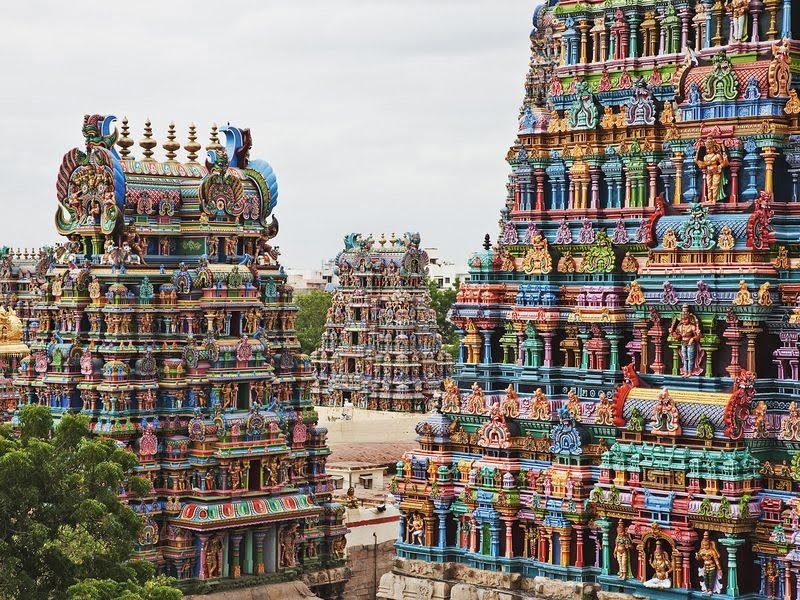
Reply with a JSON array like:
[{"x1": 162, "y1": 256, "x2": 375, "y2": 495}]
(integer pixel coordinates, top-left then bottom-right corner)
[
  {"x1": 359, "y1": 475, "x2": 373, "y2": 490},
  {"x1": 444, "y1": 277, "x2": 451, "y2": 284},
  {"x1": 331, "y1": 475, "x2": 344, "y2": 490}
]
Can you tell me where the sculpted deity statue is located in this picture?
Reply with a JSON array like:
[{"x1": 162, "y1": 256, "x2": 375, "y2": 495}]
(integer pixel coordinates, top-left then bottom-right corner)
[
  {"x1": 727, "y1": 0, "x2": 748, "y2": 42},
  {"x1": 408, "y1": 512, "x2": 425, "y2": 545},
  {"x1": 644, "y1": 540, "x2": 672, "y2": 588},
  {"x1": 500, "y1": 384, "x2": 519, "y2": 418},
  {"x1": 696, "y1": 137, "x2": 729, "y2": 203},
  {"x1": 625, "y1": 280, "x2": 645, "y2": 306},
  {"x1": 696, "y1": 532, "x2": 722, "y2": 594},
  {"x1": 614, "y1": 521, "x2": 632, "y2": 579},
  {"x1": 670, "y1": 304, "x2": 704, "y2": 376},
  {"x1": 595, "y1": 391, "x2": 614, "y2": 425},
  {"x1": 565, "y1": 389, "x2": 581, "y2": 422}
]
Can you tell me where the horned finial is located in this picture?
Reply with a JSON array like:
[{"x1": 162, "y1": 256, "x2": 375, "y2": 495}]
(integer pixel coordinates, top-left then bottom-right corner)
[
  {"x1": 163, "y1": 122, "x2": 180, "y2": 162},
  {"x1": 185, "y1": 123, "x2": 201, "y2": 164},
  {"x1": 118, "y1": 117, "x2": 134, "y2": 158},
  {"x1": 139, "y1": 119, "x2": 157, "y2": 161}
]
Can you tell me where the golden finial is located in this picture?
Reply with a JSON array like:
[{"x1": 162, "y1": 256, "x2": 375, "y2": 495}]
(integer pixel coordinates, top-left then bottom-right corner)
[
  {"x1": 118, "y1": 116, "x2": 134, "y2": 158},
  {"x1": 163, "y1": 122, "x2": 180, "y2": 162},
  {"x1": 185, "y1": 123, "x2": 201, "y2": 164},
  {"x1": 139, "y1": 119, "x2": 157, "y2": 161},
  {"x1": 379, "y1": 233, "x2": 387, "y2": 247},
  {"x1": 389, "y1": 232, "x2": 398, "y2": 246},
  {"x1": 206, "y1": 123, "x2": 224, "y2": 152}
]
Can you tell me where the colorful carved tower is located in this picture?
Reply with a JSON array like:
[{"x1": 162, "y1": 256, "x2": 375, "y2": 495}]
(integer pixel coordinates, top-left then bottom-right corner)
[
  {"x1": 389, "y1": 2, "x2": 800, "y2": 599},
  {"x1": 12, "y1": 116, "x2": 347, "y2": 596},
  {"x1": 310, "y1": 232, "x2": 453, "y2": 412}
]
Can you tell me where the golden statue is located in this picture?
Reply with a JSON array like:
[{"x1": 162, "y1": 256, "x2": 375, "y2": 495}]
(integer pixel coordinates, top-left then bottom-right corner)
[
  {"x1": 644, "y1": 540, "x2": 672, "y2": 588},
  {"x1": 717, "y1": 225, "x2": 735, "y2": 251},
  {"x1": 662, "y1": 228, "x2": 678, "y2": 250},
  {"x1": 521, "y1": 234, "x2": 553, "y2": 274},
  {"x1": 621, "y1": 251, "x2": 639, "y2": 273},
  {"x1": 625, "y1": 281, "x2": 645, "y2": 306},
  {"x1": 733, "y1": 280, "x2": 753, "y2": 306},
  {"x1": 757, "y1": 282, "x2": 772, "y2": 306},
  {"x1": 696, "y1": 137, "x2": 729, "y2": 203}
]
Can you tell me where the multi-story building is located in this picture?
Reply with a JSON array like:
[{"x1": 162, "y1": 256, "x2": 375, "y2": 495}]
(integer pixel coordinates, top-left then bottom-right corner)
[
  {"x1": 388, "y1": 2, "x2": 800, "y2": 599},
  {"x1": 11, "y1": 115, "x2": 347, "y2": 597},
  {"x1": 310, "y1": 233, "x2": 453, "y2": 412}
]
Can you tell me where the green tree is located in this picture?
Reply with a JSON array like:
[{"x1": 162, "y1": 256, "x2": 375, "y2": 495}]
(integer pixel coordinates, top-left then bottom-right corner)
[
  {"x1": 427, "y1": 279, "x2": 460, "y2": 358},
  {"x1": 296, "y1": 289, "x2": 332, "y2": 354},
  {"x1": 0, "y1": 405, "x2": 179, "y2": 600}
]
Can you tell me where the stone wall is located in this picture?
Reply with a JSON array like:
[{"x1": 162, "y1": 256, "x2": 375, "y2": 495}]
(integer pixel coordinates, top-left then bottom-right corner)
[
  {"x1": 345, "y1": 540, "x2": 397, "y2": 600},
  {"x1": 377, "y1": 559, "x2": 645, "y2": 600}
]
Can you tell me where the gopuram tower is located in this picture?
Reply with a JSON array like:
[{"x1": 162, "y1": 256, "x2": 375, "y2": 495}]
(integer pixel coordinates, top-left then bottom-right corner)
[
  {"x1": 311, "y1": 232, "x2": 453, "y2": 413},
  {"x1": 13, "y1": 116, "x2": 347, "y2": 596},
  {"x1": 383, "y1": 3, "x2": 800, "y2": 599}
]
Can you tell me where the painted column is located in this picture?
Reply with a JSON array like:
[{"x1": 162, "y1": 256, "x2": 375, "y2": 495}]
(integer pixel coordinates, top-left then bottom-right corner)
[
  {"x1": 254, "y1": 530, "x2": 267, "y2": 574},
  {"x1": 480, "y1": 330, "x2": 492, "y2": 364},
  {"x1": 436, "y1": 509, "x2": 448, "y2": 549},
  {"x1": 782, "y1": 0, "x2": 792, "y2": 37},
  {"x1": 560, "y1": 529, "x2": 572, "y2": 566},
  {"x1": 628, "y1": 13, "x2": 641, "y2": 58},
  {"x1": 397, "y1": 514, "x2": 406, "y2": 544},
  {"x1": 541, "y1": 330, "x2": 554, "y2": 367},
  {"x1": 470, "y1": 519, "x2": 478, "y2": 553},
  {"x1": 608, "y1": 332, "x2": 621, "y2": 372},
  {"x1": 198, "y1": 534, "x2": 210, "y2": 579},
  {"x1": 456, "y1": 330, "x2": 465, "y2": 364},
  {"x1": 597, "y1": 518, "x2": 611, "y2": 575},
  {"x1": 575, "y1": 527, "x2": 584, "y2": 567},
  {"x1": 244, "y1": 529, "x2": 254, "y2": 575},
  {"x1": 647, "y1": 163, "x2": 659, "y2": 206},
  {"x1": 504, "y1": 520, "x2": 514, "y2": 558},
  {"x1": 763, "y1": 147, "x2": 778, "y2": 194},
  {"x1": 534, "y1": 169, "x2": 546, "y2": 211},
  {"x1": 720, "y1": 534, "x2": 745, "y2": 596},
  {"x1": 490, "y1": 524, "x2": 500, "y2": 558},
  {"x1": 222, "y1": 532, "x2": 230, "y2": 578},
  {"x1": 230, "y1": 530, "x2": 243, "y2": 577}
]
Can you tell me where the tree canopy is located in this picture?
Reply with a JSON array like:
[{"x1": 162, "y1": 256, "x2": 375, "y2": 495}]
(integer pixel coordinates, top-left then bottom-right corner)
[
  {"x1": 0, "y1": 404, "x2": 180, "y2": 600},
  {"x1": 427, "y1": 279, "x2": 460, "y2": 358},
  {"x1": 295, "y1": 289, "x2": 332, "y2": 355}
]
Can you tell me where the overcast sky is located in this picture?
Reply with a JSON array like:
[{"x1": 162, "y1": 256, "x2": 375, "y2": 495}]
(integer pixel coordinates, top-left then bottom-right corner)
[{"x1": 0, "y1": 1, "x2": 533, "y2": 269}]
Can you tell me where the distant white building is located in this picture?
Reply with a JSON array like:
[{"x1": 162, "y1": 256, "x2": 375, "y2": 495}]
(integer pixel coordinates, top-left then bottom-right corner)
[
  {"x1": 285, "y1": 259, "x2": 338, "y2": 292},
  {"x1": 424, "y1": 247, "x2": 469, "y2": 290}
]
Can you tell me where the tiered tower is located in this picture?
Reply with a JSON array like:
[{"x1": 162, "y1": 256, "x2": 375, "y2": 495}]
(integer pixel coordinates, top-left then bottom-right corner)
[
  {"x1": 389, "y1": 2, "x2": 800, "y2": 599},
  {"x1": 310, "y1": 233, "x2": 452, "y2": 412},
  {"x1": 12, "y1": 115, "x2": 347, "y2": 596}
]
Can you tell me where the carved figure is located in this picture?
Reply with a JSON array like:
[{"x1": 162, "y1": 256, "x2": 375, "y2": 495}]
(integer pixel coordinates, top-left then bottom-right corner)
[
  {"x1": 696, "y1": 138, "x2": 729, "y2": 203},
  {"x1": 614, "y1": 521, "x2": 632, "y2": 579},
  {"x1": 652, "y1": 387, "x2": 681, "y2": 435},
  {"x1": 521, "y1": 234, "x2": 552, "y2": 274},
  {"x1": 625, "y1": 281, "x2": 645, "y2": 306},
  {"x1": 733, "y1": 280, "x2": 753, "y2": 306},
  {"x1": 670, "y1": 304, "x2": 704, "y2": 376},
  {"x1": 696, "y1": 532, "x2": 722, "y2": 594}
]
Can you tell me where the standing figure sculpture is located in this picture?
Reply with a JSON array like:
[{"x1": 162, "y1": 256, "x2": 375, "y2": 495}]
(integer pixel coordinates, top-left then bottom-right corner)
[
  {"x1": 671, "y1": 304, "x2": 705, "y2": 377},
  {"x1": 696, "y1": 137, "x2": 729, "y2": 203},
  {"x1": 696, "y1": 532, "x2": 722, "y2": 594},
  {"x1": 614, "y1": 521, "x2": 632, "y2": 579}
]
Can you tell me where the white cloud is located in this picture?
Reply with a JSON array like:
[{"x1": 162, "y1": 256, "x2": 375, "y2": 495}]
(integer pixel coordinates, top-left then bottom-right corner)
[{"x1": 0, "y1": 1, "x2": 533, "y2": 267}]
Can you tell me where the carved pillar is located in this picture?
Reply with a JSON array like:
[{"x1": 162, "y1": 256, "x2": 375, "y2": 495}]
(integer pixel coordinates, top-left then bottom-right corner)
[
  {"x1": 649, "y1": 318, "x2": 666, "y2": 375},
  {"x1": 765, "y1": 0, "x2": 780, "y2": 39},
  {"x1": 745, "y1": 327, "x2": 759, "y2": 375},
  {"x1": 575, "y1": 527, "x2": 585, "y2": 567},
  {"x1": 244, "y1": 529, "x2": 254, "y2": 575},
  {"x1": 578, "y1": 329, "x2": 590, "y2": 370},
  {"x1": 590, "y1": 167, "x2": 601, "y2": 210},
  {"x1": 560, "y1": 528, "x2": 572, "y2": 566},
  {"x1": 504, "y1": 519, "x2": 514, "y2": 558},
  {"x1": 230, "y1": 530, "x2": 243, "y2": 576},
  {"x1": 751, "y1": 0, "x2": 764, "y2": 42},
  {"x1": 712, "y1": 0, "x2": 724, "y2": 46},
  {"x1": 578, "y1": 21, "x2": 590, "y2": 64},
  {"x1": 397, "y1": 514, "x2": 406, "y2": 544},
  {"x1": 541, "y1": 329, "x2": 555, "y2": 367},
  {"x1": 597, "y1": 518, "x2": 611, "y2": 575},
  {"x1": 198, "y1": 534, "x2": 210, "y2": 579},
  {"x1": 673, "y1": 151, "x2": 685, "y2": 204},
  {"x1": 608, "y1": 331, "x2": 621, "y2": 372},
  {"x1": 628, "y1": 13, "x2": 641, "y2": 58},
  {"x1": 254, "y1": 529, "x2": 267, "y2": 574},
  {"x1": 728, "y1": 148, "x2": 742, "y2": 204},
  {"x1": 534, "y1": 168, "x2": 546, "y2": 211},
  {"x1": 724, "y1": 323, "x2": 743, "y2": 379},
  {"x1": 720, "y1": 535, "x2": 745, "y2": 596},
  {"x1": 680, "y1": 9, "x2": 691, "y2": 49},
  {"x1": 647, "y1": 162, "x2": 659, "y2": 206},
  {"x1": 456, "y1": 329, "x2": 465, "y2": 364},
  {"x1": 763, "y1": 147, "x2": 778, "y2": 194},
  {"x1": 470, "y1": 518, "x2": 478, "y2": 553},
  {"x1": 490, "y1": 523, "x2": 500, "y2": 558},
  {"x1": 480, "y1": 329, "x2": 492, "y2": 364}
]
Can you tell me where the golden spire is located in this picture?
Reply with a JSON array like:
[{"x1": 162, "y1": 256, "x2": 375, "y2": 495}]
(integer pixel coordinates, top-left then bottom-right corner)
[
  {"x1": 206, "y1": 123, "x2": 224, "y2": 152},
  {"x1": 163, "y1": 122, "x2": 181, "y2": 162},
  {"x1": 185, "y1": 123, "x2": 201, "y2": 164},
  {"x1": 139, "y1": 119, "x2": 157, "y2": 161},
  {"x1": 117, "y1": 116, "x2": 134, "y2": 158}
]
